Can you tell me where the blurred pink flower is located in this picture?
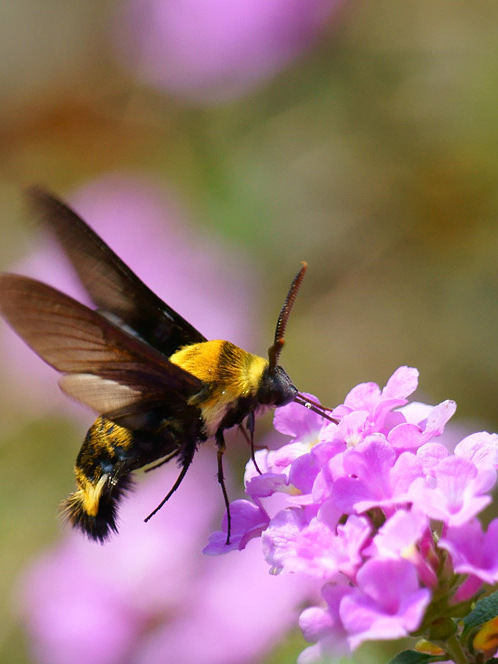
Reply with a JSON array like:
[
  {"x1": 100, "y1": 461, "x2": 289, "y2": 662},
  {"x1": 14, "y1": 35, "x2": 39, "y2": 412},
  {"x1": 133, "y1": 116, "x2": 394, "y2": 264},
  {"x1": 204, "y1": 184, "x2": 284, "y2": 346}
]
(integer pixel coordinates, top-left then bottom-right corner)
[
  {"x1": 113, "y1": 0, "x2": 340, "y2": 103},
  {"x1": 1, "y1": 173, "x2": 258, "y2": 415},
  {"x1": 18, "y1": 447, "x2": 315, "y2": 664}
]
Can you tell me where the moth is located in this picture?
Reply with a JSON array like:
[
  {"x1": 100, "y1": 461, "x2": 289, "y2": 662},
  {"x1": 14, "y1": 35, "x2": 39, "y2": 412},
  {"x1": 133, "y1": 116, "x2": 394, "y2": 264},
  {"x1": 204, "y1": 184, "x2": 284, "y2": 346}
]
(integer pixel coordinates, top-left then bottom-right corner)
[{"x1": 0, "y1": 188, "x2": 335, "y2": 542}]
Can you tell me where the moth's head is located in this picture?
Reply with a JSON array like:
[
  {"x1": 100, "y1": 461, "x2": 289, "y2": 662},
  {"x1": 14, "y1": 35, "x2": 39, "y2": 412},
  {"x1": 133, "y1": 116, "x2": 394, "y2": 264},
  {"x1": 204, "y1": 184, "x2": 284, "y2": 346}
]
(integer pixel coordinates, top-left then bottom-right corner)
[{"x1": 257, "y1": 364, "x2": 298, "y2": 407}]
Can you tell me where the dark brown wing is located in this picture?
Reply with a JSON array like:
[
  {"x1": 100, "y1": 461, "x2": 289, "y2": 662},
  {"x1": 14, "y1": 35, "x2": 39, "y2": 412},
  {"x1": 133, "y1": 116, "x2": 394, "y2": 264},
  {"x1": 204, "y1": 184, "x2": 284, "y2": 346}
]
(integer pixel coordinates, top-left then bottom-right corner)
[
  {"x1": 26, "y1": 186, "x2": 207, "y2": 354},
  {"x1": 0, "y1": 274, "x2": 203, "y2": 423}
]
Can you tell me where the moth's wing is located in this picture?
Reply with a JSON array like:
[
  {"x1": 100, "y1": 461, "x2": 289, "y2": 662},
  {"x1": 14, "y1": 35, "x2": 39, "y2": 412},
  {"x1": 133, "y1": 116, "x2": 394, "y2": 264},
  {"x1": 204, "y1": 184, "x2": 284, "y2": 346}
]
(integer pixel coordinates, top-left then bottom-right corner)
[
  {"x1": 58, "y1": 374, "x2": 144, "y2": 412},
  {"x1": 26, "y1": 186, "x2": 207, "y2": 354},
  {"x1": 0, "y1": 275, "x2": 204, "y2": 422},
  {"x1": 58, "y1": 373, "x2": 201, "y2": 432}
]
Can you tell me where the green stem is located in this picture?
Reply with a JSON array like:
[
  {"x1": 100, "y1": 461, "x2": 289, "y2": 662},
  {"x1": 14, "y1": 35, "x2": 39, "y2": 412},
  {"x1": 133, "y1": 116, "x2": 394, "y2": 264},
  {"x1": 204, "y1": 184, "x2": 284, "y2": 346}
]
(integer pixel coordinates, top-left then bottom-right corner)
[{"x1": 443, "y1": 635, "x2": 469, "y2": 664}]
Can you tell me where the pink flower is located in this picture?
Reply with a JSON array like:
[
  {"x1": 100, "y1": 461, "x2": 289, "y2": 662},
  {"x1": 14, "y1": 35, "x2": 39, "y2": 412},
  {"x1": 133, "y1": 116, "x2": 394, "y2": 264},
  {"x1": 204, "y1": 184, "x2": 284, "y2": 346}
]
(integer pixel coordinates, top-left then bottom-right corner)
[
  {"x1": 206, "y1": 366, "x2": 498, "y2": 659},
  {"x1": 340, "y1": 559, "x2": 431, "y2": 650},
  {"x1": 335, "y1": 365, "x2": 419, "y2": 428},
  {"x1": 408, "y1": 456, "x2": 496, "y2": 527},
  {"x1": 113, "y1": 0, "x2": 340, "y2": 103},
  {"x1": 203, "y1": 499, "x2": 270, "y2": 554},
  {"x1": 388, "y1": 400, "x2": 457, "y2": 450},
  {"x1": 262, "y1": 512, "x2": 371, "y2": 579},
  {"x1": 365, "y1": 509, "x2": 438, "y2": 588},
  {"x1": 439, "y1": 519, "x2": 498, "y2": 585},
  {"x1": 364, "y1": 509, "x2": 428, "y2": 561},
  {"x1": 454, "y1": 431, "x2": 498, "y2": 470},
  {"x1": 298, "y1": 585, "x2": 351, "y2": 662},
  {"x1": 274, "y1": 392, "x2": 328, "y2": 443},
  {"x1": 330, "y1": 437, "x2": 424, "y2": 515}
]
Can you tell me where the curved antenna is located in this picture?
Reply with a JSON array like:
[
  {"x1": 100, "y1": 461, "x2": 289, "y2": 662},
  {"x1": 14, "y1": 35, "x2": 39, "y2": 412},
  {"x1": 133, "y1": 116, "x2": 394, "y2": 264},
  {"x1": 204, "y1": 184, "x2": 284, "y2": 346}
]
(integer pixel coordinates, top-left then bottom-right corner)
[{"x1": 268, "y1": 262, "x2": 307, "y2": 372}]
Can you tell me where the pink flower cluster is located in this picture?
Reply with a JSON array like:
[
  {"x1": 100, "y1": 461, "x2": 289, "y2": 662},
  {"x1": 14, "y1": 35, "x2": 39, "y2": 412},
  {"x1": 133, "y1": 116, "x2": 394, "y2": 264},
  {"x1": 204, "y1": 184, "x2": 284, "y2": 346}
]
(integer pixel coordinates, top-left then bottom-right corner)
[{"x1": 205, "y1": 367, "x2": 498, "y2": 661}]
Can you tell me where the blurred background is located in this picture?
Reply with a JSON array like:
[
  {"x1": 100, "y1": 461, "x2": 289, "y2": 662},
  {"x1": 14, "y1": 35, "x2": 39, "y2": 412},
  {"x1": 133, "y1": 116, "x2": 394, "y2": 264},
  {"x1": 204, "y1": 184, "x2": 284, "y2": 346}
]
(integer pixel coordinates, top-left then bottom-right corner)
[{"x1": 1, "y1": 1, "x2": 498, "y2": 662}]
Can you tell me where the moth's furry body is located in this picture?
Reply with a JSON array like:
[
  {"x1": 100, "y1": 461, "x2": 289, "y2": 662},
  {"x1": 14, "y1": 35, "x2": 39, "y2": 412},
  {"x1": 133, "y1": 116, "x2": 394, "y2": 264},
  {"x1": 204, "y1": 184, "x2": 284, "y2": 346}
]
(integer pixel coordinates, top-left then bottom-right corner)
[
  {"x1": 170, "y1": 340, "x2": 269, "y2": 436},
  {"x1": 65, "y1": 340, "x2": 273, "y2": 541},
  {"x1": 63, "y1": 414, "x2": 201, "y2": 541}
]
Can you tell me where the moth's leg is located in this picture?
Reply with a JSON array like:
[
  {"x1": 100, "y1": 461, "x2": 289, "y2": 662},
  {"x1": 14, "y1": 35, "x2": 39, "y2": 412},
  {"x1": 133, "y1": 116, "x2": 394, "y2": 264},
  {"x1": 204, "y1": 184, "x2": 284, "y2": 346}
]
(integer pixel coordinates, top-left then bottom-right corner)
[
  {"x1": 215, "y1": 429, "x2": 232, "y2": 545},
  {"x1": 246, "y1": 410, "x2": 263, "y2": 474},
  {"x1": 143, "y1": 442, "x2": 195, "y2": 523},
  {"x1": 144, "y1": 448, "x2": 180, "y2": 473}
]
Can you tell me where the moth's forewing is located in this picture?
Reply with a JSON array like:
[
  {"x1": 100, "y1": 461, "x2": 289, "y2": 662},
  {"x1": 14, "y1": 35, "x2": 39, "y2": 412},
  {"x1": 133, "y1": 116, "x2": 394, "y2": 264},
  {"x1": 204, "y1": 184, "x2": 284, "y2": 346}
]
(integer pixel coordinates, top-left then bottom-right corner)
[
  {"x1": 0, "y1": 274, "x2": 203, "y2": 421},
  {"x1": 27, "y1": 186, "x2": 206, "y2": 355}
]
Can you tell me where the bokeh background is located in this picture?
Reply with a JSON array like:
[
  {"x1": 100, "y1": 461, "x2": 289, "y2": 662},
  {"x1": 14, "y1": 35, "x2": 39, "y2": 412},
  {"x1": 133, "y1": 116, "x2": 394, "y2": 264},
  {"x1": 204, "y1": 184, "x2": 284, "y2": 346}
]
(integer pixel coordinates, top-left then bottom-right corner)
[{"x1": 1, "y1": 1, "x2": 498, "y2": 662}]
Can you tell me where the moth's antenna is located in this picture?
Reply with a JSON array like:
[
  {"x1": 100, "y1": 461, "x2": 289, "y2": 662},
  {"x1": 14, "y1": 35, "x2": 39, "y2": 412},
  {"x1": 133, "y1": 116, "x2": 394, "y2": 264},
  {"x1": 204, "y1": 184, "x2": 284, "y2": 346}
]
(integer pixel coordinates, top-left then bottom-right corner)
[
  {"x1": 268, "y1": 262, "x2": 307, "y2": 372},
  {"x1": 268, "y1": 263, "x2": 339, "y2": 426}
]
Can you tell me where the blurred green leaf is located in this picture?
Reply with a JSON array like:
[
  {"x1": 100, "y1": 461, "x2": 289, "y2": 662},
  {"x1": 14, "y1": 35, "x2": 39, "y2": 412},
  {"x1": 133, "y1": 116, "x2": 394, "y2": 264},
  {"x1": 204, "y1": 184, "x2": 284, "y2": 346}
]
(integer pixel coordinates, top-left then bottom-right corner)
[
  {"x1": 463, "y1": 592, "x2": 498, "y2": 633},
  {"x1": 387, "y1": 650, "x2": 440, "y2": 664}
]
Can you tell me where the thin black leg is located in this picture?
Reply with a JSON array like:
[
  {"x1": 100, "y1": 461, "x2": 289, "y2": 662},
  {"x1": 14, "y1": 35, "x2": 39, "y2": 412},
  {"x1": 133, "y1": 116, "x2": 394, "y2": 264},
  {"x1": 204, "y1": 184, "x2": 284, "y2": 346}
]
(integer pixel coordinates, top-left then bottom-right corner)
[
  {"x1": 143, "y1": 446, "x2": 195, "y2": 522},
  {"x1": 215, "y1": 429, "x2": 232, "y2": 545},
  {"x1": 143, "y1": 449, "x2": 180, "y2": 473},
  {"x1": 245, "y1": 410, "x2": 262, "y2": 474}
]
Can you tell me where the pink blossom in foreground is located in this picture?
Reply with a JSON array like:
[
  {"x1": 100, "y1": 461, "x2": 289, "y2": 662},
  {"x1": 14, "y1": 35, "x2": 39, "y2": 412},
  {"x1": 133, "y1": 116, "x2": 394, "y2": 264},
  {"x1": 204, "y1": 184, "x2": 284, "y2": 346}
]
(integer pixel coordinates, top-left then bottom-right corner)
[
  {"x1": 298, "y1": 584, "x2": 351, "y2": 662},
  {"x1": 113, "y1": 0, "x2": 340, "y2": 103},
  {"x1": 408, "y1": 455, "x2": 496, "y2": 527},
  {"x1": 454, "y1": 431, "x2": 498, "y2": 470},
  {"x1": 205, "y1": 366, "x2": 498, "y2": 660},
  {"x1": 18, "y1": 448, "x2": 314, "y2": 664},
  {"x1": 340, "y1": 559, "x2": 431, "y2": 650},
  {"x1": 439, "y1": 519, "x2": 498, "y2": 586}
]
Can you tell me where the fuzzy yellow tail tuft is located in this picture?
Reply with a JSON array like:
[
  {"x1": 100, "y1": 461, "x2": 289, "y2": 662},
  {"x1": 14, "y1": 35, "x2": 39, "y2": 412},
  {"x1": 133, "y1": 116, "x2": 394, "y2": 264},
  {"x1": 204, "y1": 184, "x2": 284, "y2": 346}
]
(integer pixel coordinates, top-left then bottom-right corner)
[{"x1": 60, "y1": 473, "x2": 133, "y2": 543}]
